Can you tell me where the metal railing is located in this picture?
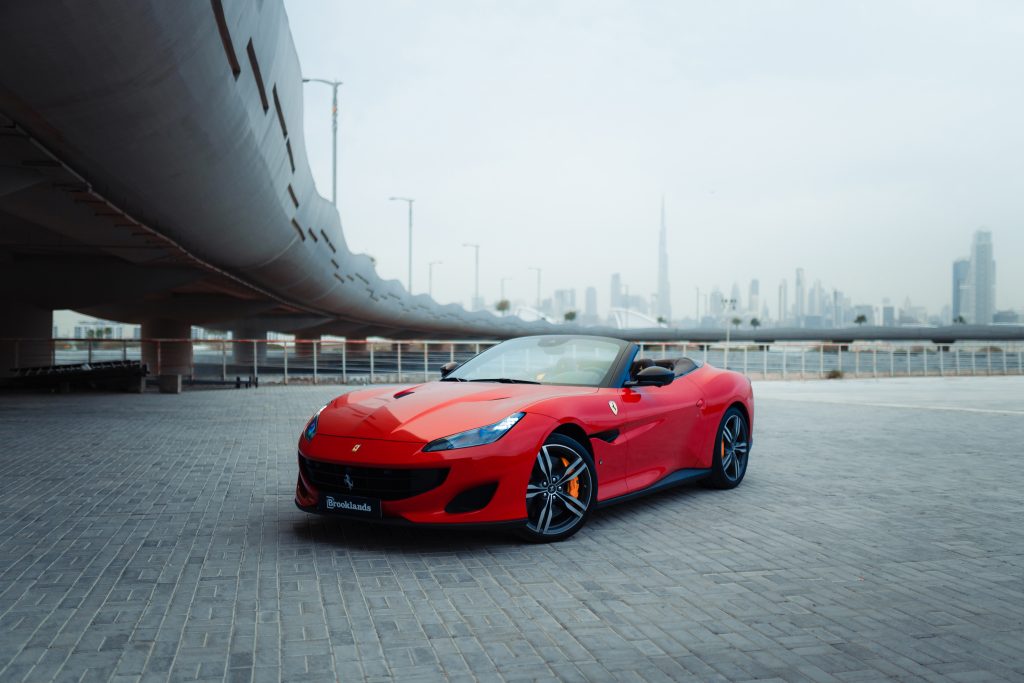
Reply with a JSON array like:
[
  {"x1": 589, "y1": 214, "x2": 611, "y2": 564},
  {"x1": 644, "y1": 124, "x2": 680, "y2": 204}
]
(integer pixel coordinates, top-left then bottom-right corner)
[{"x1": 4, "y1": 337, "x2": 1024, "y2": 385}]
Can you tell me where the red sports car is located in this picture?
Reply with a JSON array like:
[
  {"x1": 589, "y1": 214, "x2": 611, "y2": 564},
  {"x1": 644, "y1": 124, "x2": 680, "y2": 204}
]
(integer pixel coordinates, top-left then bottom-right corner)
[{"x1": 295, "y1": 334, "x2": 753, "y2": 542}]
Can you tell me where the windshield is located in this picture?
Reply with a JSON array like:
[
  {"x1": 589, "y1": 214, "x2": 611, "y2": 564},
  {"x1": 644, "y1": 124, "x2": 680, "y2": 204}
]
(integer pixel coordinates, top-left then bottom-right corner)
[{"x1": 445, "y1": 336, "x2": 627, "y2": 387}]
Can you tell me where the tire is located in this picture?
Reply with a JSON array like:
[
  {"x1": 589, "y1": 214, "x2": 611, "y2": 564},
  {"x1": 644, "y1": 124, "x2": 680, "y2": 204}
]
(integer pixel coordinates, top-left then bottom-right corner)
[
  {"x1": 707, "y1": 406, "x2": 750, "y2": 490},
  {"x1": 517, "y1": 433, "x2": 596, "y2": 543}
]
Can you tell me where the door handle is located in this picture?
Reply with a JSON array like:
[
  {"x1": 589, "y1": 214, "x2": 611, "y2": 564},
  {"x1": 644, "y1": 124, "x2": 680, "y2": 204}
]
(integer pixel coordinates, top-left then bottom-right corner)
[{"x1": 696, "y1": 399, "x2": 705, "y2": 411}]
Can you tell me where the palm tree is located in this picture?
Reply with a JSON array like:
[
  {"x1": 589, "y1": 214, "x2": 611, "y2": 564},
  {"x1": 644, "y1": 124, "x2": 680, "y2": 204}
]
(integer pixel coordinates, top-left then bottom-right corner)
[
  {"x1": 730, "y1": 317, "x2": 742, "y2": 328},
  {"x1": 563, "y1": 310, "x2": 577, "y2": 322},
  {"x1": 750, "y1": 317, "x2": 760, "y2": 329},
  {"x1": 854, "y1": 314, "x2": 867, "y2": 326},
  {"x1": 954, "y1": 315, "x2": 966, "y2": 324},
  {"x1": 495, "y1": 299, "x2": 510, "y2": 315}
]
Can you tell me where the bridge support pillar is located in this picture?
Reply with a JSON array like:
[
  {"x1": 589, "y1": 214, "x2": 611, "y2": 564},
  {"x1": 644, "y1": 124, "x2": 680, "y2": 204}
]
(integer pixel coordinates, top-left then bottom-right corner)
[
  {"x1": 0, "y1": 302, "x2": 52, "y2": 377},
  {"x1": 232, "y1": 328, "x2": 267, "y2": 368},
  {"x1": 141, "y1": 319, "x2": 193, "y2": 378}
]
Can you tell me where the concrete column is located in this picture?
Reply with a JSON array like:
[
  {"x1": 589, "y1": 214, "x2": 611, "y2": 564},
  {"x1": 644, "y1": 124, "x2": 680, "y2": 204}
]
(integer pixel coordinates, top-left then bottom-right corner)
[
  {"x1": 0, "y1": 302, "x2": 52, "y2": 377},
  {"x1": 232, "y1": 328, "x2": 267, "y2": 366},
  {"x1": 141, "y1": 318, "x2": 192, "y2": 377}
]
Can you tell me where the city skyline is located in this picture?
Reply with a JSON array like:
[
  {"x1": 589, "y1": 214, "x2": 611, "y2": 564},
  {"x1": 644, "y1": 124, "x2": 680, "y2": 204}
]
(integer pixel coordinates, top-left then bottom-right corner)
[{"x1": 287, "y1": 1, "x2": 1024, "y2": 316}]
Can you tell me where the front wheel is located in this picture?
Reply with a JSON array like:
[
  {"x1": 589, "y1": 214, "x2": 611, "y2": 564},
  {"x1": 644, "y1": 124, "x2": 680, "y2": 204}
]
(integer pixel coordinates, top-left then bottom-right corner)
[
  {"x1": 707, "y1": 407, "x2": 750, "y2": 489},
  {"x1": 518, "y1": 433, "x2": 596, "y2": 543}
]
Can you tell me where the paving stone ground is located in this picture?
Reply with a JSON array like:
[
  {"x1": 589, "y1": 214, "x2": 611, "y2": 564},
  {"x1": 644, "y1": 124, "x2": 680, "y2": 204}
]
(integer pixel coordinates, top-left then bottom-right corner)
[{"x1": 0, "y1": 376, "x2": 1022, "y2": 682}]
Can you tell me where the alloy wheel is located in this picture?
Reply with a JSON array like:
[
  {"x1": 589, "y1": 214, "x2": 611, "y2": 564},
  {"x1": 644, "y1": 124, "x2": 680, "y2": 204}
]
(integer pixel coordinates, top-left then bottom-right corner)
[
  {"x1": 525, "y1": 443, "x2": 593, "y2": 537},
  {"x1": 720, "y1": 413, "x2": 749, "y2": 482}
]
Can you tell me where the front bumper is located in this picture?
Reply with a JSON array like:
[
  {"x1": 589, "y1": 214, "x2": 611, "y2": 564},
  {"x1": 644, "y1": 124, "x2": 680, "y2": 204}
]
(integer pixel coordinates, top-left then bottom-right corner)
[{"x1": 295, "y1": 412, "x2": 555, "y2": 526}]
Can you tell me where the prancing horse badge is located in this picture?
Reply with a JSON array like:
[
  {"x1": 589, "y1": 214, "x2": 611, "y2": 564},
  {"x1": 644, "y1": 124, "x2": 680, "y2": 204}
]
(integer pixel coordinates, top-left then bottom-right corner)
[
  {"x1": 351, "y1": 444, "x2": 361, "y2": 452},
  {"x1": 608, "y1": 400, "x2": 618, "y2": 416}
]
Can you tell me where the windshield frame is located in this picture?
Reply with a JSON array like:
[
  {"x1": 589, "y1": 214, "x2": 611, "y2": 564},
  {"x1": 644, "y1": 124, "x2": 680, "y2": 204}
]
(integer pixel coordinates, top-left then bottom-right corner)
[{"x1": 444, "y1": 335, "x2": 637, "y2": 388}]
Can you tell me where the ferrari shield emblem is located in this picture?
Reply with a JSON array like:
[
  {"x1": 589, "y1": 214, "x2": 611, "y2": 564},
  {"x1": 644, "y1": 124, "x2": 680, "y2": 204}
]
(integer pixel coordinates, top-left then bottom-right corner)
[
  {"x1": 608, "y1": 400, "x2": 618, "y2": 416},
  {"x1": 351, "y1": 444, "x2": 361, "y2": 452}
]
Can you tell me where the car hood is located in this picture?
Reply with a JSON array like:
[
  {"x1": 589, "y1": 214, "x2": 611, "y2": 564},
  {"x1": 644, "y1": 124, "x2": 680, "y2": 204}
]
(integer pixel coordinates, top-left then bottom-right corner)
[{"x1": 315, "y1": 381, "x2": 597, "y2": 443}]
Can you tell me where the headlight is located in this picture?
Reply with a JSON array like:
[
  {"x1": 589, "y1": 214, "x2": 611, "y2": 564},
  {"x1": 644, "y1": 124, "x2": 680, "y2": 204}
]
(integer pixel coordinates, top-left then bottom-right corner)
[
  {"x1": 303, "y1": 404, "x2": 328, "y2": 441},
  {"x1": 422, "y1": 412, "x2": 525, "y2": 452}
]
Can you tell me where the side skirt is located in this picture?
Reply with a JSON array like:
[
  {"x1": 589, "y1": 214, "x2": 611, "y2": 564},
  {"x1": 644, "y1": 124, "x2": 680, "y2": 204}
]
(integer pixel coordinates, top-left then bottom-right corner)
[{"x1": 595, "y1": 468, "x2": 712, "y2": 509}]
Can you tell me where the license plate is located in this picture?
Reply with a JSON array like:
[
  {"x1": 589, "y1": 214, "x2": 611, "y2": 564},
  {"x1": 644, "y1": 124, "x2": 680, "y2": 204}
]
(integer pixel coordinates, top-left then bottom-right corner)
[{"x1": 318, "y1": 493, "x2": 382, "y2": 519}]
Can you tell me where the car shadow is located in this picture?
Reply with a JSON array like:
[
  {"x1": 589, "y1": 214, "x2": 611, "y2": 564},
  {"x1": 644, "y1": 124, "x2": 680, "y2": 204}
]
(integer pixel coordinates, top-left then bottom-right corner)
[
  {"x1": 290, "y1": 480, "x2": 734, "y2": 551},
  {"x1": 290, "y1": 516, "x2": 525, "y2": 552}
]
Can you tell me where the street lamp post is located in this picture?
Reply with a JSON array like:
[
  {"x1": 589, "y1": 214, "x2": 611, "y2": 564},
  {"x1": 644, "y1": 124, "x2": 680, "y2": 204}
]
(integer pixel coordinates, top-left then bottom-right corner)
[
  {"x1": 500, "y1": 277, "x2": 512, "y2": 302},
  {"x1": 301, "y1": 77, "x2": 342, "y2": 205},
  {"x1": 428, "y1": 260, "x2": 442, "y2": 298},
  {"x1": 463, "y1": 243, "x2": 480, "y2": 310},
  {"x1": 529, "y1": 267, "x2": 542, "y2": 310},
  {"x1": 389, "y1": 197, "x2": 414, "y2": 292}
]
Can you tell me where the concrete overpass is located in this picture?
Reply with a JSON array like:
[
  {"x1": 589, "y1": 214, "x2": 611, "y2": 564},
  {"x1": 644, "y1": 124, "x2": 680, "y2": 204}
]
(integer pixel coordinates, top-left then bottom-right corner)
[
  {"x1": 1, "y1": 1, "x2": 1022, "y2": 377},
  {"x1": 0, "y1": 0, "x2": 567, "y2": 375}
]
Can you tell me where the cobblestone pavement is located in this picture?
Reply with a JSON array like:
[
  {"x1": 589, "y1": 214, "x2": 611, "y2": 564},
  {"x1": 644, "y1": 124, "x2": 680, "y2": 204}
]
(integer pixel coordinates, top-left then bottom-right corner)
[{"x1": 0, "y1": 377, "x2": 1022, "y2": 682}]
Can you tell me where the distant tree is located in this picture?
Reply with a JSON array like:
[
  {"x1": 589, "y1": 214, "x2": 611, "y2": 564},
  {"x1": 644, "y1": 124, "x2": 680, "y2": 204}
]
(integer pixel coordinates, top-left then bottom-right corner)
[
  {"x1": 730, "y1": 317, "x2": 742, "y2": 328},
  {"x1": 854, "y1": 314, "x2": 867, "y2": 326},
  {"x1": 563, "y1": 310, "x2": 577, "y2": 322},
  {"x1": 657, "y1": 316, "x2": 666, "y2": 324},
  {"x1": 495, "y1": 299, "x2": 510, "y2": 315},
  {"x1": 954, "y1": 315, "x2": 966, "y2": 324},
  {"x1": 750, "y1": 317, "x2": 761, "y2": 329}
]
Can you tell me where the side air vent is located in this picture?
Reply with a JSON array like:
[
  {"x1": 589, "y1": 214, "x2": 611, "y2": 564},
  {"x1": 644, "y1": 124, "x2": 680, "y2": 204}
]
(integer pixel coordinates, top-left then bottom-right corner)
[
  {"x1": 287, "y1": 184, "x2": 299, "y2": 208},
  {"x1": 307, "y1": 228, "x2": 318, "y2": 242},
  {"x1": 590, "y1": 429, "x2": 620, "y2": 443},
  {"x1": 245, "y1": 40, "x2": 268, "y2": 112},
  {"x1": 211, "y1": 0, "x2": 240, "y2": 79},
  {"x1": 286, "y1": 140, "x2": 295, "y2": 172},
  {"x1": 290, "y1": 219, "x2": 304, "y2": 241}
]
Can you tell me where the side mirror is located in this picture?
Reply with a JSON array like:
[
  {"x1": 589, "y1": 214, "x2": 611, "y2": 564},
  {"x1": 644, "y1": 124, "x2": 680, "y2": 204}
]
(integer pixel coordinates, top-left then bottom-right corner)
[
  {"x1": 626, "y1": 365, "x2": 674, "y2": 387},
  {"x1": 439, "y1": 361, "x2": 460, "y2": 378}
]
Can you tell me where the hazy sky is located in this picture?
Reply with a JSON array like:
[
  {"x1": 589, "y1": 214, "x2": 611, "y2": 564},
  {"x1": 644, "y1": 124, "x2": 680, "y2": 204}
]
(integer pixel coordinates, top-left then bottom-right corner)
[{"x1": 284, "y1": 0, "x2": 1023, "y2": 319}]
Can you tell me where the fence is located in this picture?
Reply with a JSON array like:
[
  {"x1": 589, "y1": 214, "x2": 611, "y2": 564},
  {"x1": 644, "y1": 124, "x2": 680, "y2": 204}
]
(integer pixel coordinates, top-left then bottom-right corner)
[{"x1": 5, "y1": 337, "x2": 1024, "y2": 385}]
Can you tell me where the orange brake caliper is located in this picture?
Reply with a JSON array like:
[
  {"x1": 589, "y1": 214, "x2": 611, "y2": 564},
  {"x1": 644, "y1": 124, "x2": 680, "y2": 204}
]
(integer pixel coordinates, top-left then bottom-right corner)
[{"x1": 561, "y1": 457, "x2": 580, "y2": 498}]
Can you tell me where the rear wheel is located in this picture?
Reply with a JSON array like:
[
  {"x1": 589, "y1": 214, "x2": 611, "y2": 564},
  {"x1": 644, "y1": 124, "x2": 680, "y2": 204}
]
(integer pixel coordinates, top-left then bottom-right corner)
[
  {"x1": 518, "y1": 433, "x2": 595, "y2": 543},
  {"x1": 707, "y1": 407, "x2": 750, "y2": 489}
]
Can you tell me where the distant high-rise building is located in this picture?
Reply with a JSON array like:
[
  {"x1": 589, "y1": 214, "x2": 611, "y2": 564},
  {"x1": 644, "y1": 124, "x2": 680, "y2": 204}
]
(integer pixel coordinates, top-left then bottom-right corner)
[
  {"x1": 777, "y1": 280, "x2": 788, "y2": 325},
  {"x1": 882, "y1": 305, "x2": 896, "y2": 327},
  {"x1": 794, "y1": 268, "x2": 805, "y2": 325},
  {"x1": 610, "y1": 273, "x2": 623, "y2": 310},
  {"x1": 952, "y1": 258, "x2": 969, "y2": 322},
  {"x1": 748, "y1": 279, "x2": 760, "y2": 314},
  {"x1": 584, "y1": 286, "x2": 597, "y2": 318},
  {"x1": 730, "y1": 282, "x2": 742, "y2": 312},
  {"x1": 966, "y1": 230, "x2": 995, "y2": 324},
  {"x1": 656, "y1": 198, "x2": 672, "y2": 323},
  {"x1": 709, "y1": 287, "x2": 724, "y2": 317},
  {"x1": 808, "y1": 279, "x2": 825, "y2": 317}
]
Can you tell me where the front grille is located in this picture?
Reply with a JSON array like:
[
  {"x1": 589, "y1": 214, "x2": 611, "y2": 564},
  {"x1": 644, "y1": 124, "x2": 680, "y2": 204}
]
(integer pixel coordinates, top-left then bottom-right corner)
[{"x1": 299, "y1": 455, "x2": 449, "y2": 501}]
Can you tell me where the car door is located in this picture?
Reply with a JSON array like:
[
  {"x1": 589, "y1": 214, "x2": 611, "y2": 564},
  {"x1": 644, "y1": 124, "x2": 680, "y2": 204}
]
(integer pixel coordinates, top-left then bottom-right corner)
[{"x1": 620, "y1": 375, "x2": 706, "y2": 493}]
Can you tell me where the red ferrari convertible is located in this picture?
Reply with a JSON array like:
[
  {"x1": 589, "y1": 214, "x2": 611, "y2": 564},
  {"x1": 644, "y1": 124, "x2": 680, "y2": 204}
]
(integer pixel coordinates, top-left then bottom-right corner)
[{"x1": 296, "y1": 335, "x2": 753, "y2": 542}]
